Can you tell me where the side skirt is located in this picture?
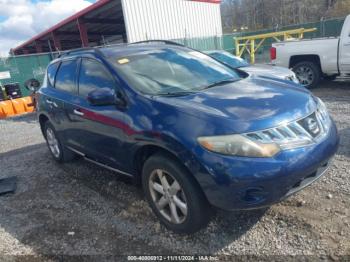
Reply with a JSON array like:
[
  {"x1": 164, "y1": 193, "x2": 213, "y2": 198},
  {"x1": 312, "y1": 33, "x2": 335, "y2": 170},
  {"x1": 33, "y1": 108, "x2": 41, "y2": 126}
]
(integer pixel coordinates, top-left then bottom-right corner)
[{"x1": 66, "y1": 146, "x2": 134, "y2": 178}]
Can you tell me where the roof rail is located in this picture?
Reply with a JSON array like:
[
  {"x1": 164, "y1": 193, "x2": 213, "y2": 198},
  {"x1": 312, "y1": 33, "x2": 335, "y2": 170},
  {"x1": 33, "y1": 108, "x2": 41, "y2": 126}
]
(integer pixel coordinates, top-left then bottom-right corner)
[
  {"x1": 130, "y1": 40, "x2": 184, "y2": 47},
  {"x1": 57, "y1": 46, "x2": 98, "y2": 58},
  {"x1": 57, "y1": 42, "x2": 129, "y2": 58}
]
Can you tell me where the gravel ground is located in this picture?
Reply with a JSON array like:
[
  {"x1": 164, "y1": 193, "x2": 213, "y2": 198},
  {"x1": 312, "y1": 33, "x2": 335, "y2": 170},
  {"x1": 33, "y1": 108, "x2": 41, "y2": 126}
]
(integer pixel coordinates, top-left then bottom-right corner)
[{"x1": 0, "y1": 81, "x2": 349, "y2": 261}]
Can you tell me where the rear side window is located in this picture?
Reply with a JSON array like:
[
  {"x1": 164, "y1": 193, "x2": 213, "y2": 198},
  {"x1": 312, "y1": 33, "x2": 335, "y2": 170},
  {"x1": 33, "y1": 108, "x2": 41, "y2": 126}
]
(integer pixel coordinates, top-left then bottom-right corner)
[
  {"x1": 78, "y1": 59, "x2": 116, "y2": 98},
  {"x1": 55, "y1": 60, "x2": 78, "y2": 94},
  {"x1": 47, "y1": 62, "x2": 59, "y2": 87}
]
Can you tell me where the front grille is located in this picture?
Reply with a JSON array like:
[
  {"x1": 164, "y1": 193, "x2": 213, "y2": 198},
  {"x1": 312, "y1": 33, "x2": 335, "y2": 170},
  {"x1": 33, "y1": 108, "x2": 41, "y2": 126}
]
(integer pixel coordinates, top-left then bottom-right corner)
[
  {"x1": 298, "y1": 113, "x2": 321, "y2": 138},
  {"x1": 245, "y1": 109, "x2": 331, "y2": 149}
]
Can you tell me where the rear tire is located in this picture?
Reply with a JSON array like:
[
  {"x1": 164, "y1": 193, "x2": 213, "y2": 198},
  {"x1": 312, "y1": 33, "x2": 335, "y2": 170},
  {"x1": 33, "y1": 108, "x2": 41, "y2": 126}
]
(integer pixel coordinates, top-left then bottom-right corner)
[
  {"x1": 293, "y1": 61, "x2": 321, "y2": 89},
  {"x1": 142, "y1": 153, "x2": 211, "y2": 234},
  {"x1": 44, "y1": 122, "x2": 76, "y2": 163}
]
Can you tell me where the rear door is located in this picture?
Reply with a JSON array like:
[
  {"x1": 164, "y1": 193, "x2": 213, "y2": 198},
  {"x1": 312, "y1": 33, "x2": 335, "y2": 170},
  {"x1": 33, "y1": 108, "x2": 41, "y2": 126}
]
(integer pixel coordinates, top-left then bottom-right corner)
[
  {"x1": 51, "y1": 59, "x2": 78, "y2": 146},
  {"x1": 41, "y1": 61, "x2": 66, "y2": 131},
  {"x1": 64, "y1": 57, "x2": 128, "y2": 170}
]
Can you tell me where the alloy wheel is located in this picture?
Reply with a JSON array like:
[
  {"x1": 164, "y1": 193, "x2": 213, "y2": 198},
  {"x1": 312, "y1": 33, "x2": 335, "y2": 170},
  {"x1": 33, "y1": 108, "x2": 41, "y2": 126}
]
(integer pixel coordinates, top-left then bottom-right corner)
[
  {"x1": 149, "y1": 169, "x2": 188, "y2": 224},
  {"x1": 46, "y1": 128, "x2": 60, "y2": 158},
  {"x1": 295, "y1": 66, "x2": 315, "y2": 86}
]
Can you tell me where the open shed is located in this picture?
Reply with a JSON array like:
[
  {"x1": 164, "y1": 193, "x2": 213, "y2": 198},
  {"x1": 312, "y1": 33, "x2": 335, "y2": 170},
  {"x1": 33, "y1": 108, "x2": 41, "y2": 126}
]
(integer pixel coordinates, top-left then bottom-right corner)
[{"x1": 12, "y1": 0, "x2": 222, "y2": 55}]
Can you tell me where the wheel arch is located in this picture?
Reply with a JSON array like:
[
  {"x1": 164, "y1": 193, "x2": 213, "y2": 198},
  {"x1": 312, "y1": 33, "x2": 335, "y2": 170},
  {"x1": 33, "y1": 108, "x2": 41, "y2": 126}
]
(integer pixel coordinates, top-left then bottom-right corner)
[
  {"x1": 133, "y1": 143, "x2": 210, "y2": 202},
  {"x1": 38, "y1": 113, "x2": 50, "y2": 138},
  {"x1": 289, "y1": 55, "x2": 323, "y2": 73}
]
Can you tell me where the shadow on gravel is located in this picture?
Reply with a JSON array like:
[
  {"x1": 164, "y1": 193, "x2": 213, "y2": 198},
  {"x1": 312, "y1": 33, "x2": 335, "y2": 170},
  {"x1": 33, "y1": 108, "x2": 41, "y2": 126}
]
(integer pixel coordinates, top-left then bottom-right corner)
[
  {"x1": 4, "y1": 113, "x2": 37, "y2": 124},
  {"x1": 319, "y1": 79, "x2": 350, "y2": 89},
  {"x1": 0, "y1": 143, "x2": 45, "y2": 158},
  {"x1": 0, "y1": 143, "x2": 265, "y2": 256}
]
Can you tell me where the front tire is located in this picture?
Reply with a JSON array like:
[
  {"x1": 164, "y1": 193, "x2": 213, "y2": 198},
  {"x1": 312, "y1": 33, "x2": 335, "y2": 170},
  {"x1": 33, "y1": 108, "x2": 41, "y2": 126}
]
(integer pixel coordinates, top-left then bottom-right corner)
[
  {"x1": 293, "y1": 61, "x2": 321, "y2": 89},
  {"x1": 142, "y1": 153, "x2": 211, "y2": 234},
  {"x1": 44, "y1": 122, "x2": 76, "y2": 163}
]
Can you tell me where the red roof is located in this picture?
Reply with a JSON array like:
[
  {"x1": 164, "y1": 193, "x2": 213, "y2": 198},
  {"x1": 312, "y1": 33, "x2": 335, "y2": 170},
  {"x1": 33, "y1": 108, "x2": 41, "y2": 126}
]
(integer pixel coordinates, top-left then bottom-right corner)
[
  {"x1": 13, "y1": 0, "x2": 112, "y2": 52},
  {"x1": 13, "y1": 0, "x2": 221, "y2": 52}
]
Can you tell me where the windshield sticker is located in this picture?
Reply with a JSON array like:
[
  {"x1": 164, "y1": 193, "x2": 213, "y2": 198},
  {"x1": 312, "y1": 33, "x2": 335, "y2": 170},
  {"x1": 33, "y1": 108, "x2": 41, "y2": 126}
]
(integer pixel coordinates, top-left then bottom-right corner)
[{"x1": 118, "y1": 58, "x2": 130, "y2": 65}]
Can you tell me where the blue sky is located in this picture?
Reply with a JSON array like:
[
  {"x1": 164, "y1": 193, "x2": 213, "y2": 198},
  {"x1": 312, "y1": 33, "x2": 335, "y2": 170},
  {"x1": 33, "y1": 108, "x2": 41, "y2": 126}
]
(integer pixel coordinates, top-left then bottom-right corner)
[
  {"x1": 0, "y1": 0, "x2": 97, "y2": 56},
  {"x1": 0, "y1": 15, "x2": 7, "y2": 23}
]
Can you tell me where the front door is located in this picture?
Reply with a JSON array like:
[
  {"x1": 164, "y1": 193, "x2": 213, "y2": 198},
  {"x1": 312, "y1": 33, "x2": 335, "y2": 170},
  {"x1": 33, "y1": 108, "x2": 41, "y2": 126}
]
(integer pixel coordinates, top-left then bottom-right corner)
[{"x1": 64, "y1": 58, "x2": 128, "y2": 170}]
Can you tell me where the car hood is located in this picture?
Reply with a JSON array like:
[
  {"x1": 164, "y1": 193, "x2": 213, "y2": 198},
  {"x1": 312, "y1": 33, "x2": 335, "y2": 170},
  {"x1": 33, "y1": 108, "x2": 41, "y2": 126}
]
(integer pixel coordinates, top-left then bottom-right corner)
[
  {"x1": 242, "y1": 64, "x2": 293, "y2": 79},
  {"x1": 154, "y1": 76, "x2": 316, "y2": 134}
]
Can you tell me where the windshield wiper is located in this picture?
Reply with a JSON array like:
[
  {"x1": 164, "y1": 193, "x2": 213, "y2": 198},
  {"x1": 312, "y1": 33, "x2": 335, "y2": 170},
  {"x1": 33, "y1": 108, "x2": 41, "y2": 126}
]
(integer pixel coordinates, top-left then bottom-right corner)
[
  {"x1": 156, "y1": 91, "x2": 198, "y2": 97},
  {"x1": 203, "y1": 78, "x2": 238, "y2": 90}
]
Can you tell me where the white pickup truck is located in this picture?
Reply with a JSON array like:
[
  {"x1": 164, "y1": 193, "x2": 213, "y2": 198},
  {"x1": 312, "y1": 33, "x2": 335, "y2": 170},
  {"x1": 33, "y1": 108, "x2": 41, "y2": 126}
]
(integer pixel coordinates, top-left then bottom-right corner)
[{"x1": 271, "y1": 15, "x2": 350, "y2": 88}]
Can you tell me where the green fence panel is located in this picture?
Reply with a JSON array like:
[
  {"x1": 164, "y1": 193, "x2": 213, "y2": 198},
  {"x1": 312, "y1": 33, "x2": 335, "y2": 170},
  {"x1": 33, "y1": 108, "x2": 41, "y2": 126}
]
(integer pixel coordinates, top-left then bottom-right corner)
[
  {"x1": 172, "y1": 35, "x2": 223, "y2": 51},
  {"x1": 0, "y1": 53, "x2": 53, "y2": 97}
]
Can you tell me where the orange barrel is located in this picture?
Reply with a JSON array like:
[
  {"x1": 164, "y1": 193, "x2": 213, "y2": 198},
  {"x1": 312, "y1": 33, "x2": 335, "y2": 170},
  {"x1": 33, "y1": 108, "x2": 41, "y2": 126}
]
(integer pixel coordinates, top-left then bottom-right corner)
[
  {"x1": 20, "y1": 96, "x2": 35, "y2": 113},
  {"x1": 11, "y1": 98, "x2": 26, "y2": 115},
  {"x1": 0, "y1": 100, "x2": 15, "y2": 119}
]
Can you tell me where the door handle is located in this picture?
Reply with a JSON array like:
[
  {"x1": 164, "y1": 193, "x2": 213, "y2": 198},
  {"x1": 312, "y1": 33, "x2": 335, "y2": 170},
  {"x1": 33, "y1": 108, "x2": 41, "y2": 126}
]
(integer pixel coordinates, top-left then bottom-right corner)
[
  {"x1": 46, "y1": 99, "x2": 58, "y2": 108},
  {"x1": 73, "y1": 109, "x2": 84, "y2": 116}
]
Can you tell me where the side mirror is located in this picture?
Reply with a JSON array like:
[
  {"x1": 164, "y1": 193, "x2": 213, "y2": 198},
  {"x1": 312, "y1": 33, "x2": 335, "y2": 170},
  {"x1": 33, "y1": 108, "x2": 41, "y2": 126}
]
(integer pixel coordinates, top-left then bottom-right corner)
[
  {"x1": 87, "y1": 88, "x2": 127, "y2": 107},
  {"x1": 24, "y1": 78, "x2": 41, "y2": 93},
  {"x1": 87, "y1": 88, "x2": 117, "y2": 106}
]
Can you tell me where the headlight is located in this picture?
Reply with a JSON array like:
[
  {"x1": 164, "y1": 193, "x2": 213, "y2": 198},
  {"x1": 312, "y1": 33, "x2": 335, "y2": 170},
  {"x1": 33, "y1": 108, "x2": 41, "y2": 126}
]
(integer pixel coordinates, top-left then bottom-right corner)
[
  {"x1": 316, "y1": 97, "x2": 327, "y2": 112},
  {"x1": 198, "y1": 134, "x2": 281, "y2": 158},
  {"x1": 292, "y1": 74, "x2": 300, "y2": 84},
  {"x1": 316, "y1": 97, "x2": 331, "y2": 130},
  {"x1": 287, "y1": 72, "x2": 299, "y2": 84}
]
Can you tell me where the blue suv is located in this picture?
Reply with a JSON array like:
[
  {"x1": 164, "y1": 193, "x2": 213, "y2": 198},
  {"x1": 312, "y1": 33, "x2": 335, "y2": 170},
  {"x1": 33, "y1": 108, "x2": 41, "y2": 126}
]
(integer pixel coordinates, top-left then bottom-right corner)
[{"x1": 37, "y1": 42, "x2": 339, "y2": 233}]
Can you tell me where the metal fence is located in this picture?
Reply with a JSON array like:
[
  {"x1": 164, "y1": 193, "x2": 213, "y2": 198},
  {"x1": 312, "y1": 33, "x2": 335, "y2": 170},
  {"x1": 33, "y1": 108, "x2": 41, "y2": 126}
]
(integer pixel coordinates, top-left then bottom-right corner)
[
  {"x1": 224, "y1": 16, "x2": 346, "y2": 63},
  {"x1": 0, "y1": 53, "x2": 56, "y2": 97},
  {"x1": 0, "y1": 16, "x2": 345, "y2": 96}
]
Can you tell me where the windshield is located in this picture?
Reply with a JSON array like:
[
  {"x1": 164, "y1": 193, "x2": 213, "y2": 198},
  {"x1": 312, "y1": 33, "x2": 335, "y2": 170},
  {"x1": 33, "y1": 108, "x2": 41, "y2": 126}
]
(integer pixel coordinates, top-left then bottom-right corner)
[
  {"x1": 109, "y1": 48, "x2": 241, "y2": 96},
  {"x1": 209, "y1": 51, "x2": 250, "y2": 68}
]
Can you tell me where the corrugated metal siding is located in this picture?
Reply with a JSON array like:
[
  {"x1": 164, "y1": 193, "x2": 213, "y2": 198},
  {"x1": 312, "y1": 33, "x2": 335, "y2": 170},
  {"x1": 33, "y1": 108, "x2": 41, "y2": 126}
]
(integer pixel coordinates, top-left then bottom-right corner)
[{"x1": 121, "y1": 0, "x2": 223, "y2": 43}]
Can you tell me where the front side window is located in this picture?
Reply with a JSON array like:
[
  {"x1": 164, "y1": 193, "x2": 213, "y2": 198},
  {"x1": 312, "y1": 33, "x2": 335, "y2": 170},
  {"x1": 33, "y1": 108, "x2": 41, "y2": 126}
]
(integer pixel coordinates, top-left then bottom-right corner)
[
  {"x1": 55, "y1": 60, "x2": 78, "y2": 94},
  {"x1": 109, "y1": 47, "x2": 242, "y2": 96},
  {"x1": 78, "y1": 59, "x2": 116, "y2": 98}
]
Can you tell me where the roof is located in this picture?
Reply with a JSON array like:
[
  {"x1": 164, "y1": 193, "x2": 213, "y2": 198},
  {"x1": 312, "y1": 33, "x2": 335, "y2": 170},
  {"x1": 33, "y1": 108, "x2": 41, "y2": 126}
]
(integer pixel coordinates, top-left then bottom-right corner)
[{"x1": 55, "y1": 40, "x2": 186, "y2": 60}]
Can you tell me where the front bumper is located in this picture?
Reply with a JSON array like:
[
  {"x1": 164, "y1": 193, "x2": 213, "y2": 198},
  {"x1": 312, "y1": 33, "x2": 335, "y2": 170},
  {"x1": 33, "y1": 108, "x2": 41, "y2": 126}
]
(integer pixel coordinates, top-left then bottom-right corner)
[{"x1": 195, "y1": 120, "x2": 339, "y2": 210}]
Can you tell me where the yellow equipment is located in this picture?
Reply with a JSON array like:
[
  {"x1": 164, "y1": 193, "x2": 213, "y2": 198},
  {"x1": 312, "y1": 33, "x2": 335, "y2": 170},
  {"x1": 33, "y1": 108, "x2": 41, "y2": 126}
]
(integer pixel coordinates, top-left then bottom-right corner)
[
  {"x1": 234, "y1": 27, "x2": 317, "y2": 64},
  {"x1": 0, "y1": 97, "x2": 34, "y2": 119}
]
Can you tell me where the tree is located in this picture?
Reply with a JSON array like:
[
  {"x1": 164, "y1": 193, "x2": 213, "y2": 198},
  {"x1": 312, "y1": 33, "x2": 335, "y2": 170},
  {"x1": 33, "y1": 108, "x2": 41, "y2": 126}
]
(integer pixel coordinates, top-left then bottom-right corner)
[{"x1": 221, "y1": 0, "x2": 349, "y2": 33}]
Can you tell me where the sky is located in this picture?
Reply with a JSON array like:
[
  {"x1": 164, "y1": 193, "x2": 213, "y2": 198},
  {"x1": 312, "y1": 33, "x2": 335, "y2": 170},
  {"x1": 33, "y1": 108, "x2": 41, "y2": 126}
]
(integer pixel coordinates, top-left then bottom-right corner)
[{"x1": 0, "y1": 0, "x2": 97, "y2": 56}]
